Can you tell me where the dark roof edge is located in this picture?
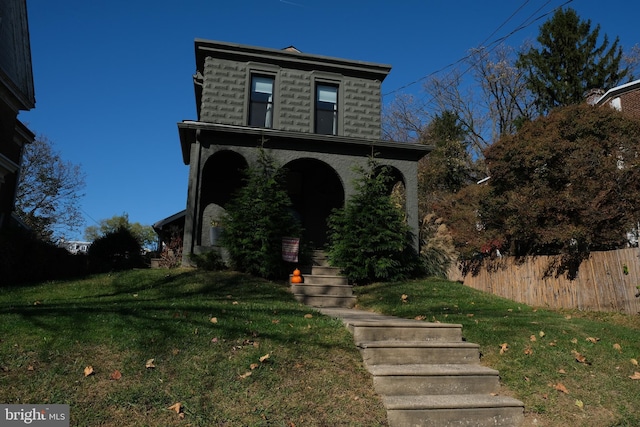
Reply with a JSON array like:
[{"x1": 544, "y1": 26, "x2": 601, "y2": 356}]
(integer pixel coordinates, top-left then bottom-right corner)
[
  {"x1": 177, "y1": 121, "x2": 432, "y2": 165},
  {"x1": 194, "y1": 38, "x2": 392, "y2": 82}
]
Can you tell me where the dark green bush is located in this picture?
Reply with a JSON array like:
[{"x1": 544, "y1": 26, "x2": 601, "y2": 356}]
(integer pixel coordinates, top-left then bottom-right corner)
[
  {"x1": 0, "y1": 226, "x2": 87, "y2": 286},
  {"x1": 327, "y1": 158, "x2": 423, "y2": 284},
  {"x1": 189, "y1": 250, "x2": 226, "y2": 271},
  {"x1": 220, "y1": 149, "x2": 303, "y2": 279},
  {"x1": 88, "y1": 227, "x2": 144, "y2": 272}
]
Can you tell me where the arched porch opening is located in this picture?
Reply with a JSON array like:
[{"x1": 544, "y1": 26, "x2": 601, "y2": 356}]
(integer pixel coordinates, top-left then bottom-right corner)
[
  {"x1": 284, "y1": 158, "x2": 344, "y2": 248},
  {"x1": 199, "y1": 150, "x2": 248, "y2": 245},
  {"x1": 375, "y1": 164, "x2": 407, "y2": 215}
]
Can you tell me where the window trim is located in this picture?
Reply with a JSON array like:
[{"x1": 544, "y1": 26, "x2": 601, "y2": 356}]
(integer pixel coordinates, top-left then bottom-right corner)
[
  {"x1": 249, "y1": 74, "x2": 275, "y2": 128},
  {"x1": 245, "y1": 64, "x2": 280, "y2": 128},
  {"x1": 311, "y1": 73, "x2": 343, "y2": 135}
]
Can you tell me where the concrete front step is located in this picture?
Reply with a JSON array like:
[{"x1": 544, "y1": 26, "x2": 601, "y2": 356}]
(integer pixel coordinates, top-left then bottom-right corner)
[
  {"x1": 348, "y1": 320, "x2": 463, "y2": 344},
  {"x1": 293, "y1": 294, "x2": 357, "y2": 308},
  {"x1": 310, "y1": 265, "x2": 341, "y2": 275},
  {"x1": 384, "y1": 394, "x2": 524, "y2": 427},
  {"x1": 292, "y1": 283, "x2": 353, "y2": 297},
  {"x1": 369, "y1": 364, "x2": 500, "y2": 396},
  {"x1": 359, "y1": 341, "x2": 480, "y2": 365},
  {"x1": 300, "y1": 274, "x2": 348, "y2": 286}
]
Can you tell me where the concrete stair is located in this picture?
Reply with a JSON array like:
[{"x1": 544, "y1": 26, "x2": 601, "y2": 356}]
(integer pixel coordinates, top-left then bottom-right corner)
[
  {"x1": 320, "y1": 308, "x2": 524, "y2": 426},
  {"x1": 291, "y1": 251, "x2": 356, "y2": 308}
]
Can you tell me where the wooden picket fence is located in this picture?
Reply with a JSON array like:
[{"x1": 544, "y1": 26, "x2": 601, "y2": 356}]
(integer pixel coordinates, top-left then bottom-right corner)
[{"x1": 449, "y1": 248, "x2": 640, "y2": 313}]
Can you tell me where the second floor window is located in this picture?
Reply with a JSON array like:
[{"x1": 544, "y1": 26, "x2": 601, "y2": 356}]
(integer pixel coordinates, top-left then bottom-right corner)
[
  {"x1": 315, "y1": 84, "x2": 338, "y2": 135},
  {"x1": 249, "y1": 75, "x2": 274, "y2": 128}
]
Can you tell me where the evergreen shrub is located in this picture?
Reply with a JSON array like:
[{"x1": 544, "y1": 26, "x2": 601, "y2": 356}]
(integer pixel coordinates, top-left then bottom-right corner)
[{"x1": 327, "y1": 158, "x2": 423, "y2": 284}]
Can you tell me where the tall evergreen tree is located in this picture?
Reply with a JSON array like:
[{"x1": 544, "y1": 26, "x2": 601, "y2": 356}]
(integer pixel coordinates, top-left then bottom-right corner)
[
  {"x1": 327, "y1": 158, "x2": 422, "y2": 284},
  {"x1": 517, "y1": 7, "x2": 630, "y2": 114},
  {"x1": 219, "y1": 148, "x2": 302, "y2": 279}
]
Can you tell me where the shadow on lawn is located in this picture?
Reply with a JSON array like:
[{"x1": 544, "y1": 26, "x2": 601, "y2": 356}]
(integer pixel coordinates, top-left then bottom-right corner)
[{"x1": 0, "y1": 270, "x2": 346, "y2": 355}]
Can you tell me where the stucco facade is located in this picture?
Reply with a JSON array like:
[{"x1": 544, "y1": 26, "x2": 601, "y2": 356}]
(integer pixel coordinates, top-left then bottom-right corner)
[{"x1": 178, "y1": 39, "x2": 430, "y2": 262}]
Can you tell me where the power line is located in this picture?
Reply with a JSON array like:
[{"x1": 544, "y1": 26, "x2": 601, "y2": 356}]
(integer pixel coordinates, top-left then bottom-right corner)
[{"x1": 382, "y1": 0, "x2": 573, "y2": 98}]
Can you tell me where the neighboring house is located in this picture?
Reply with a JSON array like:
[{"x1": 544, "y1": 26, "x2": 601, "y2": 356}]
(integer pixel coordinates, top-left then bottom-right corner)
[
  {"x1": 595, "y1": 79, "x2": 640, "y2": 118},
  {"x1": 175, "y1": 39, "x2": 431, "y2": 263},
  {"x1": 0, "y1": 0, "x2": 36, "y2": 230},
  {"x1": 58, "y1": 239, "x2": 91, "y2": 255}
]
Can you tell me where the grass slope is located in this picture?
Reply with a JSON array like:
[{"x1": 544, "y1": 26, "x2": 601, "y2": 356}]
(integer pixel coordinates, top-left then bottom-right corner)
[
  {"x1": 0, "y1": 269, "x2": 387, "y2": 426},
  {"x1": 354, "y1": 279, "x2": 640, "y2": 427}
]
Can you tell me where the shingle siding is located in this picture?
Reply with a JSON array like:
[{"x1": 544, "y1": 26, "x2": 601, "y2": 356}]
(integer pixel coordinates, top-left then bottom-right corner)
[
  {"x1": 198, "y1": 51, "x2": 384, "y2": 138},
  {"x1": 279, "y1": 69, "x2": 312, "y2": 132},
  {"x1": 200, "y1": 58, "x2": 246, "y2": 124}
]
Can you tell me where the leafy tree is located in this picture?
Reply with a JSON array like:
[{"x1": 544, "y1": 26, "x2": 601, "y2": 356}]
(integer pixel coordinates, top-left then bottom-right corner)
[
  {"x1": 419, "y1": 111, "x2": 474, "y2": 201},
  {"x1": 15, "y1": 135, "x2": 86, "y2": 241},
  {"x1": 479, "y1": 103, "x2": 640, "y2": 274},
  {"x1": 219, "y1": 149, "x2": 302, "y2": 279},
  {"x1": 85, "y1": 213, "x2": 156, "y2": 249},
  {"x1": 88, "y1": 227, "x2": 143, "y2": 272},
  {"x1": 517, "y1": 7, "x2": 630, "y2": 114},
  {"x1": 327, "y1": 158, "x2": 422, "y2": 284},
  {"x1": 422, "y1": 45, "x2": 535, "y2": 156}
]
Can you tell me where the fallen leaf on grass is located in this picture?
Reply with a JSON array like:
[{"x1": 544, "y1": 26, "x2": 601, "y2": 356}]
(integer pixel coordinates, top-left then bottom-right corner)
[
  {"x1": 272, "y1": 319, "x2": 280, "y2": 324},
  {"x1": 539, "y1": 331, "x2": 545, "y2": 338},
  {"x1": 524, "y1": 346, "x2": 533, "y2": 356},
  {"x1": 575, "y1": 399, "x2": 584, "y2": 409},
  {"x1": 613, "y1": 343, "x2": 622, "y2": 352},
  {"x1": 572, "y1": 350, "x2": 590, "y2": 365},
  {"x1": 304, "y1": 314, "x2": 313, "y2": 319},
  {"x1": 239, "y1": 371, "x2": 252, "y2": 379},
  {"x1": 554, "y1": 382, "x2": 569, "y2": 394},
  {"x1": 558, "y1": 369, "x2": 566, "y2": 374},
  {"x1": 631, "y1": 359, "x2": 638, "y2": 366},
  {"x1": 145, "y1": 359, "x2": 155, "y2": 369},
  {"x1": 414, "y1": 315, "x2": 426, "y2": 321},
  {"x1": 530, "y1": 335, "x2": 537, "y2": 342},
  {"x1": 571, "y1": 338, "x2": 578, "y2": 344},
  {"x1": 168, "y1": 402, "x2": 184, "y2": 418},
  {"x1": 83, "y1": 366, "x2": 94, "y2": 377},
  {"x1": 586, "y1": 337, "x2": 600, "y2": 344},
  {"x1": 629, "y1": 372, "x2": 640, "y2": 380},
  {"x1": 499, "y1": 343, "x2": 509, "y2": 354},
  {"x1": 27, "y1": 365, "x2": 34, "y2": 371},
  {"x1": 210, "y1": 317, "x2": 218, "y2": 324},
  {"x1": 401, "y1": 294, "x2": 408, "y2": 303},
  {"x1": 232, "y1": 301, "x2": 239, "y2": 305},
  {"x1": 110, "y1": 370, "x2": 122, "y2": 380},
  {"x1": 259, "y1": 353, "x2": 270, "y2": 363}
]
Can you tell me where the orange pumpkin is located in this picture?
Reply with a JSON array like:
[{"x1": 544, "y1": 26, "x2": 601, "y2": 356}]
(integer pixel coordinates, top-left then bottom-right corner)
[
  {"x1": 291, "y1": 275, "x2": 303, "y2": 284},
  {"x1": 293, "y1": 268, "x2": 301, "y2": 276}
]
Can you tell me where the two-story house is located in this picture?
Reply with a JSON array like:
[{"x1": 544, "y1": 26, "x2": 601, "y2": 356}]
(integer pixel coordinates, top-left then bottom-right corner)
[
  {"x1": 176, "y1": 39, "x2": 430, "y2": 263},
  {"x1": 0, "y1": 0, "x2": 35, "y2": 230}
]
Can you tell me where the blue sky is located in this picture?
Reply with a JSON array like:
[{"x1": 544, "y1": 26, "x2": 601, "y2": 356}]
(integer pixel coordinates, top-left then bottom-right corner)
[{"x1": 20, "y1": 0, "x2": 640, "y2": 240}]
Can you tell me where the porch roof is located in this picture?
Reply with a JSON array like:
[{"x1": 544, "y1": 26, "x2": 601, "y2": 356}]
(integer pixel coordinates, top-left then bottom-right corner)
[{"x1": 177, "y1": 121, "x2": 432, "y2": 165}]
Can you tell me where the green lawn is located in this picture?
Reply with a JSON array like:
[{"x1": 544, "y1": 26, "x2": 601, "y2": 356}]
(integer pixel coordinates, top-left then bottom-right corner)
[
  {"x1": 2, "y1": 270, "x2": 639, "y2": 426},
  {"x1": 354, "y1": 279, "x2": 640, "y2": 427},
  {"x1": 0, "y1": 269, "x2": 387, "y2": 426}
]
